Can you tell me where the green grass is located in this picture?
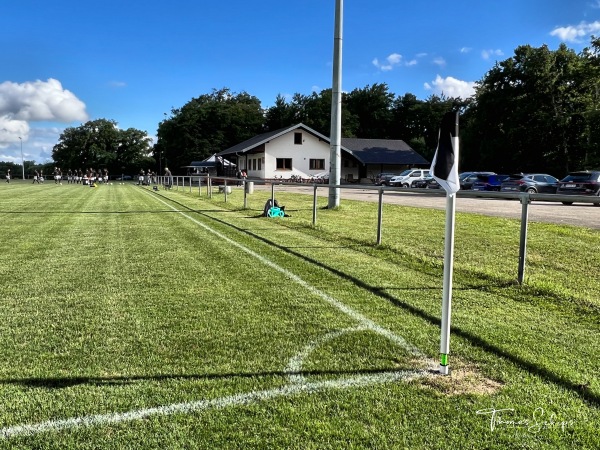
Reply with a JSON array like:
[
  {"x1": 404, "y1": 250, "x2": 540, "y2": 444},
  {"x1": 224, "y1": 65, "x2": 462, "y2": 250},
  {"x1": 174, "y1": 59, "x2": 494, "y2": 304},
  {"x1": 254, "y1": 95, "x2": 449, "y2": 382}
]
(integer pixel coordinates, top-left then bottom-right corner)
[{"x1": 0, "y1": 180, "x2": 598, "y2": 449}]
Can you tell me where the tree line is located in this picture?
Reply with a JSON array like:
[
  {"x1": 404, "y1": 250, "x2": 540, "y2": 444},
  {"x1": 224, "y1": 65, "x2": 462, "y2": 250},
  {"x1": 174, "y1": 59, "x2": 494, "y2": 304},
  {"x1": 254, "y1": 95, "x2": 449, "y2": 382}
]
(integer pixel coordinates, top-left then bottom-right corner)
[{"x1": 50, "y1": 39, "x2": 600, "y2": 178}]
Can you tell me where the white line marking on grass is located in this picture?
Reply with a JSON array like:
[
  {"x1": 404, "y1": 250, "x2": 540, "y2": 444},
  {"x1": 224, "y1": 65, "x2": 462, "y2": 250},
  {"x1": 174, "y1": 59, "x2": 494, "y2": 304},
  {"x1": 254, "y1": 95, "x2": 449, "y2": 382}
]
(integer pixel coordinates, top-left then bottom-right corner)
[
  {"x1": 0, "y1": 369, "x2": 428, "y2": 439},
  {"x1": 151, "y1": 194, "x2": 423, "y2": 356},
  {"x1": 0, "y1": 193, "x2": 434, "y2": 439},
  {"x1": 285, "y1": 327, "x2": 368, "y2": 384}
]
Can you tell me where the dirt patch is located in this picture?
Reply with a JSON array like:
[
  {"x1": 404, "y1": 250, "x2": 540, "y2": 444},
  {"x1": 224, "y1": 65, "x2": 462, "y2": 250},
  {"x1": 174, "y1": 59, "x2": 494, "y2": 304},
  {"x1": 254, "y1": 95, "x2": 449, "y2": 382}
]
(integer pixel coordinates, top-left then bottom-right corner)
[{"x1": 411, "y1": 361, "x2": 504, "y2": 396}]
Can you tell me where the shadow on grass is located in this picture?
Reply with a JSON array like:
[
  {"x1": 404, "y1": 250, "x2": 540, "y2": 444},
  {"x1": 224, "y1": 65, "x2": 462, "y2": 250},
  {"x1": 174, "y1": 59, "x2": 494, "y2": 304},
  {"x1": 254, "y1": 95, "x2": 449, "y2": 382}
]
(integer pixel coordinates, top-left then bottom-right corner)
[
  {"x1": 150, "y1": 193, "x2": 600, "y2": 408},
  {"x1": 0, "y1": 209, "x2": 228, "y2": 215},
  {"x1": 1, "y1": 367, "x2": 425, "y2": 390}
]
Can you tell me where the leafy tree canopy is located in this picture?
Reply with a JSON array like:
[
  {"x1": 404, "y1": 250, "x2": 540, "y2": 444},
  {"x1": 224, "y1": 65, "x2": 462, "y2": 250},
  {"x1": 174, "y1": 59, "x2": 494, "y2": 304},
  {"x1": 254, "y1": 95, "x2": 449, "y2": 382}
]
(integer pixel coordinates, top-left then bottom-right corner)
[
  {"x1": 467, "y1": 43, "x2": 595, "y2": 175},
  {"x1": 155, "y1": 88, "x2": 265, "y2": 172},
  {"x1": 52, "y1": 119, "x2": 152, "y2": 175}
]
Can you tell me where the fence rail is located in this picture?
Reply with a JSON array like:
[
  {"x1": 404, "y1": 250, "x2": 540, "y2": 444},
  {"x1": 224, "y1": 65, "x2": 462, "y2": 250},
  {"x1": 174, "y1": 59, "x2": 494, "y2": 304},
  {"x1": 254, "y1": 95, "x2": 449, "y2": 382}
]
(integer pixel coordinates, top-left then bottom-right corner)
[{"x1": 153, "y1": 175, "x2": 599, "y2": 285}]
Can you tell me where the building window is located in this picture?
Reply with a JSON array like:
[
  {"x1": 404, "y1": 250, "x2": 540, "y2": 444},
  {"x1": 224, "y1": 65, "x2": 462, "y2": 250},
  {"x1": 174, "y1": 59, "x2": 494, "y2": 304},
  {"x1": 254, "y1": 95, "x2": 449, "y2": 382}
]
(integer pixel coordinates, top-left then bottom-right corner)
[
  {"x1": 309, "y1": 159, "x2": 325, "y2": 170},
  {"x1": 258, "y1": 158, "x2": 261, "y2": 170},
  {"x1": 276, "y1": 158, "x2": 292, "y2": 170},
  {"x1": 253, "y1": 159, "x2": 257, "y2": 170},
  {"x1": 294, "y1": 132, "x2": 302, "y2": 145}
]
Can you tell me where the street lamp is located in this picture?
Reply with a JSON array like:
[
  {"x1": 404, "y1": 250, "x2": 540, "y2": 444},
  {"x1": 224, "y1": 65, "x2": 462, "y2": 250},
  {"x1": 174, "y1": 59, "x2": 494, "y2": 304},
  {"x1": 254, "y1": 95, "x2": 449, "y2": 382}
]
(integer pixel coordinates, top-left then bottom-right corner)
[{"x1": 18, "y1": 137, "x2": 24, "y2": 181}]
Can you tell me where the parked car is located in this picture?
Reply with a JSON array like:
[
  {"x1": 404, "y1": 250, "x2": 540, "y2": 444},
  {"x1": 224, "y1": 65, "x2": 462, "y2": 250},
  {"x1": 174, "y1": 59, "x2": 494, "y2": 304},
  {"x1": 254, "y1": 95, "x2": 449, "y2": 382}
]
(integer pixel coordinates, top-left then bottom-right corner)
[
  {"x1": 412, "y1": 176, "x2": 431, "y2": 189},
  {"x1": 412, "y1": 175, "x2": 441, "y2": 189},
  {"x1": 374, "y1": 173, "x2": 397, "y2": 186},
  {"x1": 471, "y1": 174, "x2": 510, "y2": 191},
  {"x1": 556, "y1": 171, "x2": 600, "y2": 206},
  {"x1": 426, "y1": 177, "x2": 441, "y2": 189},
  {"x1": 389, "y1": 169, "x2": 430, "y2": 188},
  {"x1": 500, "y1": 173, "x2": 559, "y2": 194},
  {"x1": 459, "y1": 171, "x2": 495, "y2": 190}
]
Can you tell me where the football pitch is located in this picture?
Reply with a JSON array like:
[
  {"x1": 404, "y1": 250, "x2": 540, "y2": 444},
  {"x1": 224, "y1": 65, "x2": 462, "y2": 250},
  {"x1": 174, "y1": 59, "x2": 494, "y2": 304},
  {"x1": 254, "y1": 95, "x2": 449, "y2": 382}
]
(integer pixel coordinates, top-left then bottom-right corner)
[{"x1": 0, "y1": 181, "x2": 598, "y2": 449}]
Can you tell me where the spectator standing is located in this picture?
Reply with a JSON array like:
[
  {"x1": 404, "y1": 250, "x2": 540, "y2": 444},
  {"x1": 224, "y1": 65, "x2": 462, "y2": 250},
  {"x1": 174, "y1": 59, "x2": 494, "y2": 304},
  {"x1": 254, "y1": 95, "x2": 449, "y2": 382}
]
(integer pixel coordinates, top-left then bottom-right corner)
[{"x1": 165, "y1": 167, "x2": 173, "y2": 189}]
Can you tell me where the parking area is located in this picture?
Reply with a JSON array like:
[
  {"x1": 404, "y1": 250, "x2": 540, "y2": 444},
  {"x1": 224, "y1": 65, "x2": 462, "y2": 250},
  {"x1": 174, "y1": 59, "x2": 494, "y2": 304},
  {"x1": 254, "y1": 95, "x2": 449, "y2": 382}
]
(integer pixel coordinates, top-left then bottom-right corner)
[{"x1": 261, "y1": 184, "x2": 600, "y2": 229}]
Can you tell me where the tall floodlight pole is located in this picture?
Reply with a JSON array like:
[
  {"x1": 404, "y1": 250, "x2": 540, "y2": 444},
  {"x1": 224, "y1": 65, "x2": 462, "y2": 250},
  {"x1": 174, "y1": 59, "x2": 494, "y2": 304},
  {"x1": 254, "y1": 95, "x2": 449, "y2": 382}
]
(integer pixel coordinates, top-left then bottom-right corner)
[
  {"x1": 328, "y1": 0, "x2": 343, "y2": 208},
  {"x1": 18, "y1": 137, "x2": 24, "y2": 180}
]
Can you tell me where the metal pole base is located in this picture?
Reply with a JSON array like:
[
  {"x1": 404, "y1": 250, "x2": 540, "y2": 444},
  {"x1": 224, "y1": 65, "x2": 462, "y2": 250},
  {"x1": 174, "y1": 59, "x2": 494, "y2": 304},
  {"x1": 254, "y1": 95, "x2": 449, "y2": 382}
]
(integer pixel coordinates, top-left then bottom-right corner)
[{"x1": 439, "y1": 365, "x2": 450, "y2": 375}]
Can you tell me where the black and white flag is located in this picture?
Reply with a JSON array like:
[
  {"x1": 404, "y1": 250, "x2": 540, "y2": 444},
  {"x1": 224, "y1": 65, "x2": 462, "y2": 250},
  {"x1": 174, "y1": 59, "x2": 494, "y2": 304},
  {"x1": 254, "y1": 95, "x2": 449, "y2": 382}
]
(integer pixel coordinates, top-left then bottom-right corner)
[{"x1": 430, "y1": 111, "x2": 460, "y2": 194}]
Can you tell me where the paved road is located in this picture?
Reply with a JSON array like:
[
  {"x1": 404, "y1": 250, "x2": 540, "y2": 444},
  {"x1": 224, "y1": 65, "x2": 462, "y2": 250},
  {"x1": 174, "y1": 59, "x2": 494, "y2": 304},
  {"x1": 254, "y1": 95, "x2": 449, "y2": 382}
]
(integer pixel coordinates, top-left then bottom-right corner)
[{"x1": 259, "y1": 185, "x2": 600, "y2": 229}]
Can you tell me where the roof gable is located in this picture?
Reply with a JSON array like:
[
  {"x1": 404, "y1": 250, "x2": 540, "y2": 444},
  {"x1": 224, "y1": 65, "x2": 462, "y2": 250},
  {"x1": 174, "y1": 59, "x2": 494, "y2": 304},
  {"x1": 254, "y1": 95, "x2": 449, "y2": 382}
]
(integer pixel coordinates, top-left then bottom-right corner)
[
  {"x1": 216, "y1": 124, "x2": 428, "y2": 166},
  {"x1": 217, "y1": 124, "x2": 329, "y2": 156}
]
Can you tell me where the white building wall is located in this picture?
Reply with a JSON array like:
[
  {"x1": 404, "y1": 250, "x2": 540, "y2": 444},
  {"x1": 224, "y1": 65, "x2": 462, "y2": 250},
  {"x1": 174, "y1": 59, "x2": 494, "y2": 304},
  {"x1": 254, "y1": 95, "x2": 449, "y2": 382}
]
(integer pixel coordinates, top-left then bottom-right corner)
[
  {"x1": 241, "y1": 128, "x2": 360, "y2": 181},
  {"x1": 263, "y1": 131, "x2": 330, "y2": 179},
  {"x1": 244, "y1": 152, "x2": 266, "y2": 179}
]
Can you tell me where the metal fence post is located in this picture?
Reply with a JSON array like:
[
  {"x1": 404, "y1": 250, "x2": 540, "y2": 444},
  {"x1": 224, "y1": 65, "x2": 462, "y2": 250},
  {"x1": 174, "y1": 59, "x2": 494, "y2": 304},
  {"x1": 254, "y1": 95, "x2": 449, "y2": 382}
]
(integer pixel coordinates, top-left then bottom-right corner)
[
  {"x1": 224, "y1": 180, "x2": 228, "y2": 202},
  {"x1": 518, "y1": 192, "x2": 530, "y2": 284},
  {"x1": 243, "y1": 180, "x2": 248, "y2": 209},
  {"x1": 271, "y1": 183, "x2": 275, "y2": 206},
  {"x1": 376, "y1": 188, "x2": 384, "y2": 245},
  {"x1": 312, "y1": 184, "x2": 318, "y2": 226}
]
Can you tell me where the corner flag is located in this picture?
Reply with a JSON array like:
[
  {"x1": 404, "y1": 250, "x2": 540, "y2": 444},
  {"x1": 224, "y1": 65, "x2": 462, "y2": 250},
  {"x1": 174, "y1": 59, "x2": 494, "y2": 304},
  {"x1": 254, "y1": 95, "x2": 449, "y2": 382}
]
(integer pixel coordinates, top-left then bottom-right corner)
[
  {"x1": 433, "y1": 111, "x2": 460, "y2": 376},
  {"x1": 430, "y1": 112, "x2": 460, "y2": 194}
]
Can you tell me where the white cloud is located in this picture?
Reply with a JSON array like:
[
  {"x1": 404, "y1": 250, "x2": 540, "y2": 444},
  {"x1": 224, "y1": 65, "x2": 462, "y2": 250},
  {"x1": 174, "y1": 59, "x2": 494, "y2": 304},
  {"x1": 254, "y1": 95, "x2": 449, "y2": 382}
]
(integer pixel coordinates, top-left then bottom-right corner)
[
  {"x1": 550, "y1": 20, "x2": 600, "y2": 43},
  {"x1": 481, "y1": 49, "x2": 504, "y2": 60},
  {"x1": 0, "y1": 116, "x2": 29, "y2": 147},
  {"x1": 0, "y1": 126, "x2": 64, "y2": 164},
  {"x1": 0, "y1": 78, "x2": 87, "y2": 160},
  {"x1": 372, "y1": 53, "x2": 403, "y2": 71},
  {"x1": 460, "y1": 47, "x2": 472, "y2": 53},
  {"x1": 0, "y1": 78, "x2": 88, "y2": 123},
  {"x1": 424, "y1": 75, "x2": 476, "y2": 99},
  {"x1": 432, "y1": 57, "x2": 446, "y2": 67}
]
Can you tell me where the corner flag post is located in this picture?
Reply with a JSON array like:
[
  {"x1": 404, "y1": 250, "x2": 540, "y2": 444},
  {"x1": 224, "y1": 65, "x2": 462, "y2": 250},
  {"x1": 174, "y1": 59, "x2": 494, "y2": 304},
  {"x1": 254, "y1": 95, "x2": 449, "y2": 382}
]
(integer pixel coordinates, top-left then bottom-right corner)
[{"x1": 430, "y1": 111, "x2": 460, "y2": 375}]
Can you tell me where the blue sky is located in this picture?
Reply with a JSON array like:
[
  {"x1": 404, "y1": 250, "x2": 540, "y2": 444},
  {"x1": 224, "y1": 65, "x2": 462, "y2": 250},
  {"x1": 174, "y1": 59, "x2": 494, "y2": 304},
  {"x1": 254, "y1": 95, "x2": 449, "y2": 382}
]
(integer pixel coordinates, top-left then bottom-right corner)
[{"x1": 2, "y1": 0, "x2": 600, "y2": 164}]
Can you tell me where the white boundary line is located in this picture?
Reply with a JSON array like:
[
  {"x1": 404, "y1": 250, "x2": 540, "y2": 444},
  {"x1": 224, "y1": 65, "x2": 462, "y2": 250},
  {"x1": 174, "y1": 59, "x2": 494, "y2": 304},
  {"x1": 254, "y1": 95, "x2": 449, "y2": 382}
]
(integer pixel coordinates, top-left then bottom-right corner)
[
  {"x1": 151, "y1": 194, "x2": 424, "y2": 356},
  {"x1": 1, "y1": 370, "x2": 427, "y2": 439},
  {"x1": 0, "y1": 192, "x2": 434, "y2": 439}
]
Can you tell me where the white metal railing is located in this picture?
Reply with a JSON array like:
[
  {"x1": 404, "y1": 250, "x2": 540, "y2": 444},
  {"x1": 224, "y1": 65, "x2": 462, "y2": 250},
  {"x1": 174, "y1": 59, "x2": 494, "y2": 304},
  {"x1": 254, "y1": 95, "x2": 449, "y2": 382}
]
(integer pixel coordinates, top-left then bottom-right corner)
[{"x1": 151, "y1": 175, "x2": 599, "y2": 285}]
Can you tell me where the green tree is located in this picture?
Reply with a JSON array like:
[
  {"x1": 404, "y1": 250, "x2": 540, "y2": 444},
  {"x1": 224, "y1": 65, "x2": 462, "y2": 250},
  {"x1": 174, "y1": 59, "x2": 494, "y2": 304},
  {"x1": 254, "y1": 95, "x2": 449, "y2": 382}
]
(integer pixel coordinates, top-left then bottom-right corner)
[
  {"x1": 467, "y1": 43, "x2": 593, "y2": 175},
  {"x1": 263, "y1": 89, "x2": 358, "y2": 138},
  {"x1": 264, "y1": 94, "x2": 297, "y2": 130},
  {"x1": 578, "y1": 36, "x2": 600, "y2": 169},
  {"x1": 344, "y1": 83, "x2": 395, "y2": 139},
  {"x1": 391, "y1": 94, "x2": 468, "y2": 162},
  {"x1": 155, "y1": 88, "x2": 265, "y2": 172},
  {"x1": 52, "y1": 119, "x2": 152, "y2": 175}
]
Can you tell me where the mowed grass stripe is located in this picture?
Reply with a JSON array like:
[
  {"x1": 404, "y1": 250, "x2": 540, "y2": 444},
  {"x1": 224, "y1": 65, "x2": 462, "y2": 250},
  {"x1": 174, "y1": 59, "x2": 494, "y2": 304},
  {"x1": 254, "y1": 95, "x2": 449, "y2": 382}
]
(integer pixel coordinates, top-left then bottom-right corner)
[
  {"x1": 145, "y1": 189, "x2": 426, "y2": 357},
  {"x1": 0, "y1": 184, "x2": 426, "y2": 434},
  {"x1": 170, "y1": 189, "x2": 600, "y2": 398},
  {"x1": 165, "y1": 189, "x2": 600, "y2": 383},
  {"x1": 0, "y1": 183, "x2": 598, "y2": 448}
]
